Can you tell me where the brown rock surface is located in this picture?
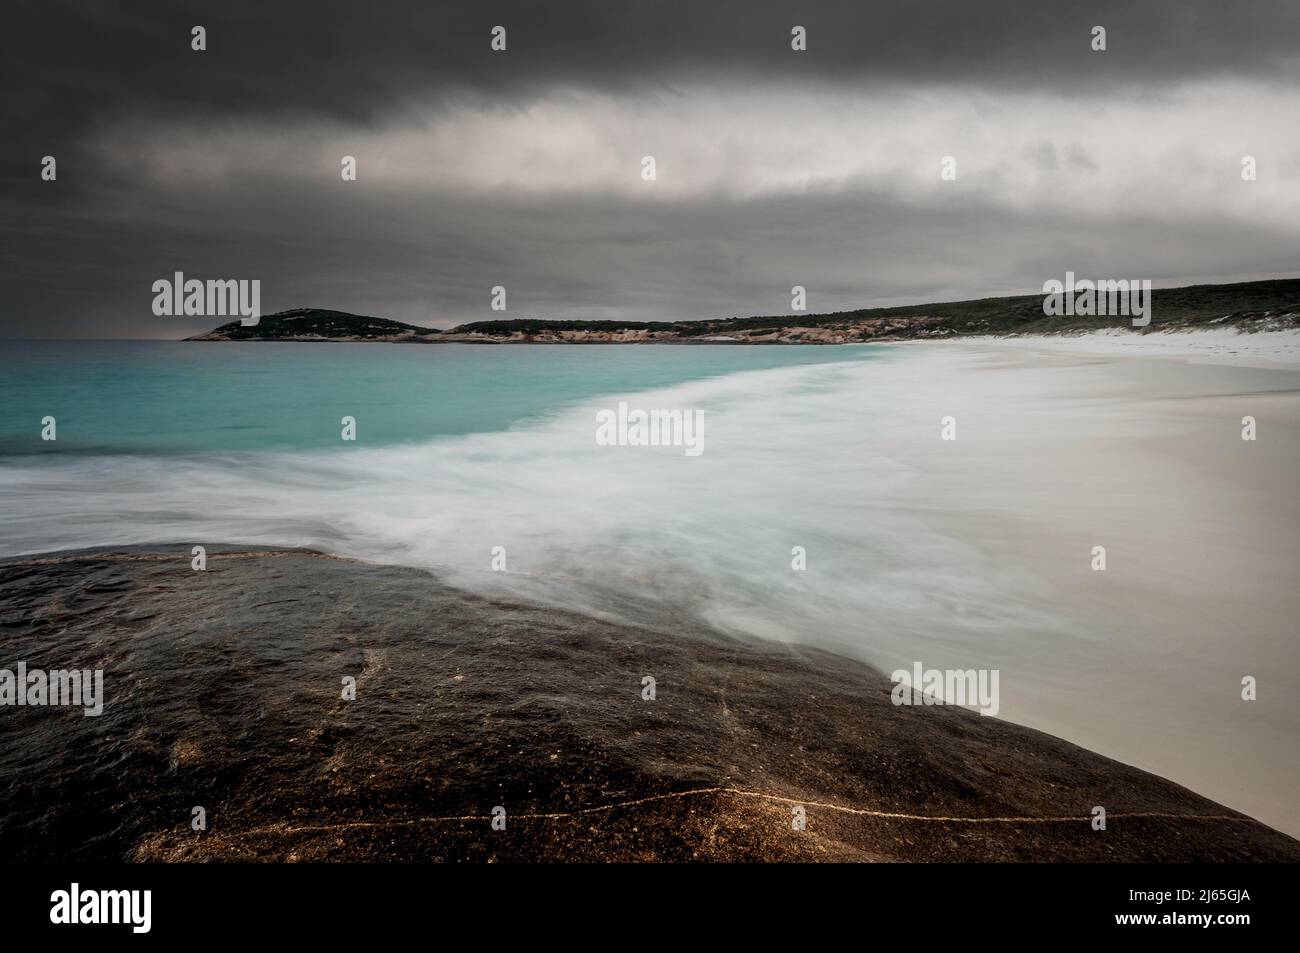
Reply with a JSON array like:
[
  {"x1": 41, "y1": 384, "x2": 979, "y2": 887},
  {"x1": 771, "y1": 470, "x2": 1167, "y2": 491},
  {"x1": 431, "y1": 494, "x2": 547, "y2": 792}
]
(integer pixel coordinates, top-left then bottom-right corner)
[{"x1": 2, "y1": 547, "x2": 1296, "y2": 862}]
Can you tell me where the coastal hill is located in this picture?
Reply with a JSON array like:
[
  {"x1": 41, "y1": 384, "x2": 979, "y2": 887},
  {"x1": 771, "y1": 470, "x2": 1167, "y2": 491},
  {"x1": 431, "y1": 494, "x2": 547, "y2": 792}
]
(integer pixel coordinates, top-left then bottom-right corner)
[
  {"x1": 186, "y1": 307, "x2": 434, "y2": 341},
  {"x1": 187, "y1": 277, "x2": 1300, "y2": 344}
]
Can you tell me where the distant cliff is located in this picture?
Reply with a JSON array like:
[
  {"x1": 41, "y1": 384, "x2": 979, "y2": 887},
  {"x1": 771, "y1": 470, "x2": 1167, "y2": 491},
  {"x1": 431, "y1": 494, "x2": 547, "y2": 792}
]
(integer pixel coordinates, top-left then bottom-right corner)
[{"x1": 187, "y1": 278, "x2": 1300, "y2": 344}]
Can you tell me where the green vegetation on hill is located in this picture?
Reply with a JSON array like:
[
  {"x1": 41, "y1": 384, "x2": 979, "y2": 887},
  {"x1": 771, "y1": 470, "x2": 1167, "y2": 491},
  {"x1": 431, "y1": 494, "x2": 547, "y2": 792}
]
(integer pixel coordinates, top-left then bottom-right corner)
[
  {"x1": 452, "y1": 278, "x2": 1300, "y2": 337},
  {"x1": 189, "y1": 278, "x2": 1300, "y2": 342},
  {"x1": 730, "y1": 278, "x2": 1300, "y2": 335},
  {"x1": 190, "y1": 308, "x2": 433, "y2": 340}
]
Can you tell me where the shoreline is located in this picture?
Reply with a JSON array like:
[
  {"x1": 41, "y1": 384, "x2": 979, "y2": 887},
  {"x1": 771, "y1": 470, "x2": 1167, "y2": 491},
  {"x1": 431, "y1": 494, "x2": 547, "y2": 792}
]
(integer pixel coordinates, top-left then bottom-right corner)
[
  {"x1": 2, "y1": 544, "x2": 1297, "y2": 862},
  {"x1": 829, "y1": 337, "x2": 1300, "y2": 836},
  {"x1": 936, "y1": 328, "x2": 1300, "y2": 370}
]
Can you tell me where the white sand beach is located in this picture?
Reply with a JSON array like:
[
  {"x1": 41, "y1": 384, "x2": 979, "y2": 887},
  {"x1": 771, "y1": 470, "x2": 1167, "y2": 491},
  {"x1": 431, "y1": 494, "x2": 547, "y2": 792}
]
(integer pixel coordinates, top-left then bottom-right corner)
[
  {"x1": 954, "y1": 328, "x2": 1300, "y2": 369},
  {"x1": 865, "y1": 330, "x2": 1300, "y2": 835}
]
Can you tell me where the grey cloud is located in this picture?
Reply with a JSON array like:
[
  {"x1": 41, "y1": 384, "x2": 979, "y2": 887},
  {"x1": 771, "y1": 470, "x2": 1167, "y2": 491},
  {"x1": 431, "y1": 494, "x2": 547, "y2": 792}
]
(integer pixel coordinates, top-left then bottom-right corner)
[
  {"x1": 6, "y1": 1, "x2": 1299, "y2": 145},
  {"x1": 1066, "y1": 145, "x2": 1098, "y2": 171}
]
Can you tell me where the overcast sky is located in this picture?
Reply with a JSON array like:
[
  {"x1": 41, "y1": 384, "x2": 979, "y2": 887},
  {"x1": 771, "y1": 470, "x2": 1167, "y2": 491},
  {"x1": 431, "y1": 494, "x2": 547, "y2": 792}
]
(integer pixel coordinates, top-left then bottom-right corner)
[{"x1": 3, "y1": 0, "x2": 1298, "y2": 338}]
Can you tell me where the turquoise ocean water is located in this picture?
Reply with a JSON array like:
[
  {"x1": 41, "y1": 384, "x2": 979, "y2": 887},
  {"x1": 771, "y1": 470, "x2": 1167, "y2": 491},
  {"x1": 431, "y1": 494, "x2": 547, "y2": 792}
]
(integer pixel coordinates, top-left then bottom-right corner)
[{"x1": 0, "y1": 341, "x2": 873, "y2": 455}]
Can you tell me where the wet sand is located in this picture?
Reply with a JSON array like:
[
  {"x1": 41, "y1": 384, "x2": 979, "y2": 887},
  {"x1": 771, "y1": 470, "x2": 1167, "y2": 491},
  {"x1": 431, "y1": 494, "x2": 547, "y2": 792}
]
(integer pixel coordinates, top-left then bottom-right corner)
[
  {"x1": 859, "y1": 337, "x2": 1300, "y2": 836},
  {"x1": 1, "y1": 546, "x2": 1296, "y2": 862}
]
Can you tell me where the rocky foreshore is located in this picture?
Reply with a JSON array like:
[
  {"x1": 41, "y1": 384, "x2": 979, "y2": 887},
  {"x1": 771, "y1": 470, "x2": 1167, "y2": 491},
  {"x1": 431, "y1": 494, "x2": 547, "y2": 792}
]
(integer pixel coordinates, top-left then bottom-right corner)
[
  {"x1": 3, "y1": 545, "x2": 1297, "y2": 862},
  {"x1": 434, "y1": 319, "x2": 959, "y2": 344}
]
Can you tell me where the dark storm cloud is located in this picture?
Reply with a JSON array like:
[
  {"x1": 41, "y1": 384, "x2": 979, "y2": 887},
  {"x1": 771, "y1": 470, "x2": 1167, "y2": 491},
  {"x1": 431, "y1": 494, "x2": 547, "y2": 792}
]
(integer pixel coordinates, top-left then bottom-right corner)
[
  {"x1": 10, "y1": 0, "x2": 1300, "y2": 132},
  {"x1": 7, "y1": 0, "x2": 1299, "y2": 166},
  {"x1": 3, "y1": 0, "x2": 1299, "y2": 336}
]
